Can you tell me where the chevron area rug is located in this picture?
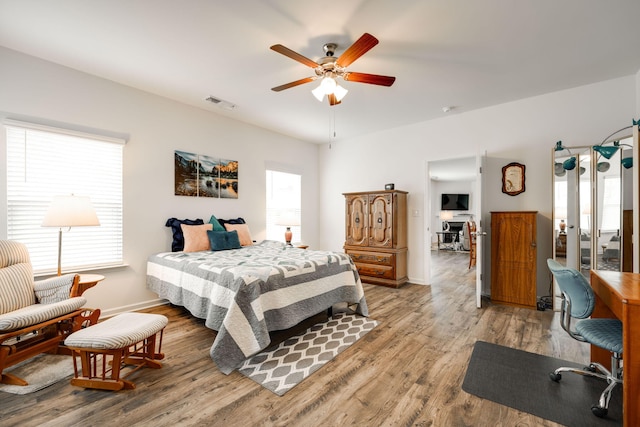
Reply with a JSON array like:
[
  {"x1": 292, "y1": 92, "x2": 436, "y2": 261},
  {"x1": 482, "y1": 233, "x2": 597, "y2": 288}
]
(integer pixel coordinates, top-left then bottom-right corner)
[{"x1": 238, "y1": 312, "x2": 378, "y2": 396}]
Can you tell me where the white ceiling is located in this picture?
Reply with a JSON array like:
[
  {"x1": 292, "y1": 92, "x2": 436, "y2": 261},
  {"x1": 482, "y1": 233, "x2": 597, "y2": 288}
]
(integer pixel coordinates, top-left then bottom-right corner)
[{"x1": 1, "y1": 1, "x2": 639, "y2": 144}]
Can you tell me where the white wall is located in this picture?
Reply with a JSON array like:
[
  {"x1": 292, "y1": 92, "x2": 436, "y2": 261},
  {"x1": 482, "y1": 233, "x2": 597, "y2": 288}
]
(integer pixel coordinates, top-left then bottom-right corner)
[
  {"x1": 0, "y1": 46, "x2": 319, "y2": 315},
  {"x1": 318, "y1": 76, "x2": 637, "y2": 297},
  {"x1": 430, "y1": 180, "x2": 475, "y2": 243}
]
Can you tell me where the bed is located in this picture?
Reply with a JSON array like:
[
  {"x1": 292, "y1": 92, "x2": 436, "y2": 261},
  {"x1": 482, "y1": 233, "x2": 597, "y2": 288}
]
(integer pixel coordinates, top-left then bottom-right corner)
[{"x1": 146, "y1": 240, "x2": 368, "y2": 374}]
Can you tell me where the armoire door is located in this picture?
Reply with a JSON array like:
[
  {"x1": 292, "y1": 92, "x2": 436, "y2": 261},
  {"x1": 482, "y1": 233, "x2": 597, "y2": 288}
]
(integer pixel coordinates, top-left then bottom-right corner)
[
  {"x1": 345, "y1": 194, "x2": 369, "y2": 246},
  {"x1": 491, "y1": 211, "x2": 537, "y2": 308},
  {"x1": 368, "y1": 193, "x2": 393, "y2": 248}
]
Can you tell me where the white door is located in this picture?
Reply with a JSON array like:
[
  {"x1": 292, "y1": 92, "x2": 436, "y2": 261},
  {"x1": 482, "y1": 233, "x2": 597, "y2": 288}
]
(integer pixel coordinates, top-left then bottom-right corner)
[
  {"x1": 424, "y1": 160, "x2": 431, "y2": 284},
  {"x1": 474, "y1": 152, "x2": 486, "y2": 308}
]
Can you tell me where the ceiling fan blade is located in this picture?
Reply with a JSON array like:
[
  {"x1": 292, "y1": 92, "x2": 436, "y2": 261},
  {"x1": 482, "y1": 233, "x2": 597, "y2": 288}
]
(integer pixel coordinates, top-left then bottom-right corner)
[
  {"x1": 270, "y1": 44, "x2": 319, "y2": 68},
  {"x1": 271, "y1": 77, "x2": 315, "y2": 92},
  {"x1": 328, "y1": 93, "x2": 341, "y2": 106},
  {"x1": 335, "y1": 33, "x2": 379, "y2": 68},
  {"x1": 343, "y1": 72, "x2": 396, "y2": 87}
]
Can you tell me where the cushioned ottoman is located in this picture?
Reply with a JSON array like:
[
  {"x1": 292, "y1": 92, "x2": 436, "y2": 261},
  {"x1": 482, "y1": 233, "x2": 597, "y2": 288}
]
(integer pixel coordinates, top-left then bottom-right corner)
[{"x1": 64, "y1": 312, "x2": 168, "y2": 390}]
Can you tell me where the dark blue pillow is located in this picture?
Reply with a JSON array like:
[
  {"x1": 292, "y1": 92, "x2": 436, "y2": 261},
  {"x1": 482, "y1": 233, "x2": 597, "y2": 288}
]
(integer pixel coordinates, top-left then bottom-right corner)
[
  {"x1": 166, "y1": 218, "x2": 204, "y2": 252},
  {"x1": 217, "y1": 217, "x2": 246, "y2": 227},
  {"x1": 207, "y1": 230, "x2": 242, "y2": 251}
]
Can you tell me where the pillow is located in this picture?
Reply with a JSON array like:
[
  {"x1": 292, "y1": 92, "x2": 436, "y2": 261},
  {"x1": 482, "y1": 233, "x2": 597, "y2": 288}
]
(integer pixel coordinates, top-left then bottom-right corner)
[
  {"x1": 217, "y1": 217, "x2": 246, "y2": 227},
  {"x1": 181, "y1": 223, "x2": 213, "y2": 252},
  {"x1": 208, "y1": 214, "x2": 226, "y2": 232},
  {"x1": 224, "y1": 223, "x2": 253, "y2": 246},
  {"x1": 207, "y1": 230, "x2": 242, "y2": 251},
  {"x1": 165, "y1": 218, "x2": 204, "y2": 252}
]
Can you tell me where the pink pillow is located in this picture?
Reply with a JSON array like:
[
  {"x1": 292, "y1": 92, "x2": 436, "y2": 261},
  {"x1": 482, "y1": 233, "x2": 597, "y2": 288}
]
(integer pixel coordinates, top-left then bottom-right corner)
[
  {"x1": 180, "y1": 223, "x2": 213, "y2": 252},
  {"x1": 224, "y1": 223, "x2": 253, "y2": 246}
]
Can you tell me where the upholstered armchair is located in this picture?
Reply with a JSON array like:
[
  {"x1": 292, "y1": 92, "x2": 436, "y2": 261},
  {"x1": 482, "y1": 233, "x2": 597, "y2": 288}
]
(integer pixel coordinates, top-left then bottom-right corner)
[{"x1": 0, "y1": 240, "x2": 89, "y2": 386}]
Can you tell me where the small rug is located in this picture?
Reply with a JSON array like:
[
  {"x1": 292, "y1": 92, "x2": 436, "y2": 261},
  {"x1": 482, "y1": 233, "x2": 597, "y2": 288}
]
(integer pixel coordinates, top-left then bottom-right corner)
[
  {"x1": 238, "y1": 312, "x2": 378, "y2": 396},
  {"x1": 0, "y1": 354, "x2": 74, "y2": 395},
  {"x1": 462, "y1": 341, "x2": 622, "y2": 426}
]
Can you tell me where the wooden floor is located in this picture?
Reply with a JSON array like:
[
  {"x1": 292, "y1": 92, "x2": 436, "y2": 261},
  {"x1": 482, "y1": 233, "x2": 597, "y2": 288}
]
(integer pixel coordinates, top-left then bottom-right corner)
[{"x1": 2, "y1": 251, "x2": 588, "y2": 427}]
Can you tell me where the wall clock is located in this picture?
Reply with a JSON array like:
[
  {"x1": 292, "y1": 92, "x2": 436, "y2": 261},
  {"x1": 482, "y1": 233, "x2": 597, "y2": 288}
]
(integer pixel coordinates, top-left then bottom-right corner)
[{"x1": 502, "y1": 162, "x2": 525, "y2": 196}]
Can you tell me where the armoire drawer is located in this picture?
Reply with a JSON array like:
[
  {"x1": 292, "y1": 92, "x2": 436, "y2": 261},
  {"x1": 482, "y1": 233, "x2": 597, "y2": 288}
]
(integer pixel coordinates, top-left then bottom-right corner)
[
  {"x1": 347, "y1": 250, "x2": 395, "y2": 266},
  {"x1": 354, "y1": 263, "x2": 395, "y2": 280}
]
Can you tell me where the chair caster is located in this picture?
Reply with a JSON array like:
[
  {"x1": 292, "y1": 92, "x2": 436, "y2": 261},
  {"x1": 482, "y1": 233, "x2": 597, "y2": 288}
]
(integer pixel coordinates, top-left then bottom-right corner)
[
  {"x1": 591, "y1": 405, "x2": 607, "y2": 418},
  {"x1": 549, "y1": 372, "x2": 562, "y2": 382},
  {"x1": 584, "y1": 364, "x2": 597, "y2": 373}
]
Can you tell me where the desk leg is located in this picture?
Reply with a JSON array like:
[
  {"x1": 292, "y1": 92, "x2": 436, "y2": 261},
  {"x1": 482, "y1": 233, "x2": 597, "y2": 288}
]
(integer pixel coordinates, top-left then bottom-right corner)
[{"x1": 623, "y1": 303, "x2": 640, "y2": 427}]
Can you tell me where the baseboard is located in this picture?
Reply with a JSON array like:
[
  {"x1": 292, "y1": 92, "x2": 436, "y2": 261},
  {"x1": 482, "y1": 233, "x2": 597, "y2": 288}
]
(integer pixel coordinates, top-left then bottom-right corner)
[{"x1": 98, "y1": 298, "x2": 168, "y2": 319}]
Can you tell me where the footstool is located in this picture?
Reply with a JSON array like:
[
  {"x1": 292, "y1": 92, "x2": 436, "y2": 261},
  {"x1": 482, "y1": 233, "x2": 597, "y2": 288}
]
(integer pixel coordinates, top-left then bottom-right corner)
[{"x1": 64, "y1": 312, "x2": 168, "y2": 390}]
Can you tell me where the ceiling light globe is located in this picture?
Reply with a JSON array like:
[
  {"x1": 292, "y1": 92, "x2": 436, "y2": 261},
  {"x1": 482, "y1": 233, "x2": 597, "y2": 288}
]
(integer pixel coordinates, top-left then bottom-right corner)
[{"x1": 320, "y1": 76, "x2": 337, "y2": 94}]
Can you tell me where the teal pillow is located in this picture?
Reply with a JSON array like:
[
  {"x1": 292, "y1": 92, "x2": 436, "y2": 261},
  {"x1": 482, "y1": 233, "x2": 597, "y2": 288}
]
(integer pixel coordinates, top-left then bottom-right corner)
[
  {"x1": 207, "y1": 230, "x2": 241, "y2": 251},
  {"x1": 208, "y1": 215, "x2": 226, "y2": 232}
]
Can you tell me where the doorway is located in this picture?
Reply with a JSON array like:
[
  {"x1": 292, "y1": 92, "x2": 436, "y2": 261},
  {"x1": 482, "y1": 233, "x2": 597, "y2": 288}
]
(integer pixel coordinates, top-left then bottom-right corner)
[{"x1": 426, "y1": 156, "x2": 479, "y2": 299}]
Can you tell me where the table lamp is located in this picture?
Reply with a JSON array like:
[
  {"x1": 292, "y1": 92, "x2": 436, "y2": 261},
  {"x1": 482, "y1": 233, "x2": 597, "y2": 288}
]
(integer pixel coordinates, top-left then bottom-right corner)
[
  {"x1": 42, "y1": 195, "x2": 100, "y2": 275},
  {"x1": 440, "y1": 210, "x2": 453, "y2": 231},
  {"x1": 276, "y1": 211, "x2": 301, "y2": 246}
]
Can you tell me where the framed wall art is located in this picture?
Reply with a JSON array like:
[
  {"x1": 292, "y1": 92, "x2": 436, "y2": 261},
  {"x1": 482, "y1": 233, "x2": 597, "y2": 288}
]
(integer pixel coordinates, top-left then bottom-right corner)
[
  {"x1": 174, "y1": 150, "x2": 238, "y2": 199},
  {"x1": 501, "y1": 162, "x2": 525, "y2": 196}
]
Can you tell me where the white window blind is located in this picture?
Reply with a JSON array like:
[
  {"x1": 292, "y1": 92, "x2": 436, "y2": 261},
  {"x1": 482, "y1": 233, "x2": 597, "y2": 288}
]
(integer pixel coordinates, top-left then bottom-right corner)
[
  {"x1": 266, "y1": 170, "x2": 301, "y2": 243},
  {"x1": 5, "y1": 120, "x2": 124, "y2": 274}
]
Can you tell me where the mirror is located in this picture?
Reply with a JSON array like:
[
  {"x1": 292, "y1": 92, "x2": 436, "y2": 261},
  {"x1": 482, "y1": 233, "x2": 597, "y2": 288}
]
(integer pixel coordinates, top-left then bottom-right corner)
[{"x1": 552, "y1": 130, "x2": 634, "y2": 280}]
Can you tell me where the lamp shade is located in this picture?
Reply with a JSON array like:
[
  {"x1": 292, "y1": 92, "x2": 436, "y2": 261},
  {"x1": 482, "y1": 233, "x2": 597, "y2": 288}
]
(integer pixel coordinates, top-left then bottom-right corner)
[
  {"x1": 439, "y1": 210, "x2": 454, "y2": 221},
  {"x1": 562, "y1": 157, "x2": 577, "y2": 171},
  {"x1": 42, "y1": 195, "x2": 100, "y2": 227},
  {"x1": 276, "y1": 210, "x2": 301, "y2": 227},
  {"x1": 593, "y1": 145, "x2": 619, "y2": 160}
]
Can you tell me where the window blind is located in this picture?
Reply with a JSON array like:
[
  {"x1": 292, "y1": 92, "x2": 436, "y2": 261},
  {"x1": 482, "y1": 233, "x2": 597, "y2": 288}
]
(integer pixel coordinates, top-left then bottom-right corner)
[{"x1": 5, "y1": 120, "x2": 124, "y2": 274}]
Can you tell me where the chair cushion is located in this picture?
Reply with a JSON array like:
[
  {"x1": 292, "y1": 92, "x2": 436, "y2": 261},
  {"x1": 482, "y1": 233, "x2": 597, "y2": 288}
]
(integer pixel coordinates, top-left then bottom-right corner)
[
  {"x1": 0, "y1": 296, "x2": 86, "y2": 332},
  {"x1": 33, "y1": 273, "x2": 77, "y2": 304},
  {"x1": 576, "y1": 318, "x2": 623, "y2": 354},
  {"x1": 0, "y1": 262, "x2": 36, "y2": 315},
  {"x1": 64, "y1": 312, "x2": 168, "y2": 350}
]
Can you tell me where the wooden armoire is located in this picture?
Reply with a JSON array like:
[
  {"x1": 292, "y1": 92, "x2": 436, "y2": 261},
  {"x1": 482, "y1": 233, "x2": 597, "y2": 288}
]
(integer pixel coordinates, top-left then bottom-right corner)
[
  {"x1": 343, "y1": 190, "x2": 408, "y2": 288},
  {"x1": 490, "y1": 211, "x2": 537, "y2": 309}
]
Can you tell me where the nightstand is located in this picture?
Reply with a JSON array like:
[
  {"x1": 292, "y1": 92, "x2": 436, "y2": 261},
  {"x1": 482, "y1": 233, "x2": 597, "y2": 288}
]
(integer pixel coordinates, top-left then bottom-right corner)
[{"x1": 71, "y1": 274, "x2": 105, "y2": 297}]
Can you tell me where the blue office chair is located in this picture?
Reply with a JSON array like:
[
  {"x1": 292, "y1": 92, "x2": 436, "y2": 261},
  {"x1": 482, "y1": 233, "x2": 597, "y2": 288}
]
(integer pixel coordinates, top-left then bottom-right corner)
[{"x1": 546, "y1": 259, "x2": 623, "y2": 417}]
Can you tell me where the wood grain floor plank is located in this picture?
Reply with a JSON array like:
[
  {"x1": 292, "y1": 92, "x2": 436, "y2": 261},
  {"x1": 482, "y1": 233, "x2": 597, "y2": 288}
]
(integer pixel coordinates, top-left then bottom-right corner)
[{"x1": 0, "y1": 250, "x2": 587, "y2": 427}]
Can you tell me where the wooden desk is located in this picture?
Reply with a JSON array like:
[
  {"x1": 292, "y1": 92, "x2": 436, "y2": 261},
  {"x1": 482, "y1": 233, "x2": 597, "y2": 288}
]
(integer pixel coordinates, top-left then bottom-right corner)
[{"x1": 590, "y1": 270, "x2": 640, "y2": 426}]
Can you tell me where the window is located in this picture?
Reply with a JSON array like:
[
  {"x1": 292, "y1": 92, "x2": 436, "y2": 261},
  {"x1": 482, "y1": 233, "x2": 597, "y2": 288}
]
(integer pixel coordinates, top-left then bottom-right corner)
[
  {"x1": 266, "y1": 170, "x2": 301, "y2": 243},
  {"x1": 5, "y1": 120, "x2": 124, "y2": 274},
  {"x1": 601, "y1": 176, "x2": 621, "y2": 231}
]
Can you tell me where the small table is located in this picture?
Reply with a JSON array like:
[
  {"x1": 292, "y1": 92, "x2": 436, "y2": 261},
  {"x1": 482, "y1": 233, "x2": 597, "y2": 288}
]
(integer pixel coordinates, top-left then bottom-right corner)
[
  {"x1": 71, "y1": 274, "x2": 105, "y2": 297},
  {"x1": 436, "y1": 231, "x2": 459, "y2": 250}
]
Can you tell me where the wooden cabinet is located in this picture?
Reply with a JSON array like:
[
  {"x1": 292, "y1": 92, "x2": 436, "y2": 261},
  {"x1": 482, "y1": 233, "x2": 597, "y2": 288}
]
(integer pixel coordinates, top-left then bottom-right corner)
[
  {"x1": 491, "y1": 211, "x2": 537, "y2": 309},
  {"x1": 344, "y1": 190, "x2": 408, "y2": 288}
]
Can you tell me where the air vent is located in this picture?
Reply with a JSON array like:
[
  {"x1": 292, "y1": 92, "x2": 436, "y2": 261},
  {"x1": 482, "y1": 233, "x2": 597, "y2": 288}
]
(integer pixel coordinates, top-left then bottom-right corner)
[{"x1": 205, "y1": 96, "x2": 237, "y2": 111}]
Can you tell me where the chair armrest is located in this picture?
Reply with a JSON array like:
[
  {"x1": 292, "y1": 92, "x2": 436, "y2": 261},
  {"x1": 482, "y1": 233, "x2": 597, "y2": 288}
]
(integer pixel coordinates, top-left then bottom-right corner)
[{"x1": 33, "y1": 273, "x2": 79, "y2": 304}]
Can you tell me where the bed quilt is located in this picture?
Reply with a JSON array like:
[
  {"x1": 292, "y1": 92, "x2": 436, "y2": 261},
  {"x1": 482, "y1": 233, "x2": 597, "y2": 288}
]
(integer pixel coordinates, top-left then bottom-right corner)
[{"x1": 146, "y1": 240, "x2": 368, "y2": 374}]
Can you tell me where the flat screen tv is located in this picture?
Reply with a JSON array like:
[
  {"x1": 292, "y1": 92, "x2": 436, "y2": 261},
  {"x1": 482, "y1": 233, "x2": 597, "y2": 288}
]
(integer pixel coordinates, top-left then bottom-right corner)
[{"x1": 441, "y1": 193, "x2": 469, "y2": 211}]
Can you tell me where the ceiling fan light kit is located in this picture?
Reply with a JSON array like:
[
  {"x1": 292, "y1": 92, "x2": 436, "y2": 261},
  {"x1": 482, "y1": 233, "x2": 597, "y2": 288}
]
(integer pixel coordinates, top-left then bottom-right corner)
[{"x1": 270, "y1": 33, "x2": 396, "y2": 106}]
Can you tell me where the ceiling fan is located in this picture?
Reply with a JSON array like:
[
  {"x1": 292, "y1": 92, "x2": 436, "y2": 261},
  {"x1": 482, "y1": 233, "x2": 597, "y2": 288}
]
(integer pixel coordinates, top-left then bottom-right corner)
[{"x1": 270, "y1": 33, "x2": 396, "y2": 106}]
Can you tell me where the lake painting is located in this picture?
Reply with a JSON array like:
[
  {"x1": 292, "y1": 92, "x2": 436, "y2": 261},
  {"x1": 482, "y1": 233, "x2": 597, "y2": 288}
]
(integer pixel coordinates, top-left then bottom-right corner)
[{"x1": 174, "y1": 150, "x2": 238, "y2": 199}]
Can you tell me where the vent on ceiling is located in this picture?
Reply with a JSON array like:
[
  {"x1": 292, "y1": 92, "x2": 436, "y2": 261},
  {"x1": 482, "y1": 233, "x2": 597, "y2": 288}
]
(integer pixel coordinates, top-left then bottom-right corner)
[{"x1": 205, "y1": 96, "x2": 237, "y2": 111}]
